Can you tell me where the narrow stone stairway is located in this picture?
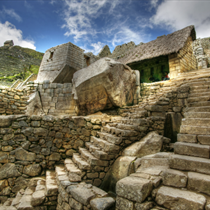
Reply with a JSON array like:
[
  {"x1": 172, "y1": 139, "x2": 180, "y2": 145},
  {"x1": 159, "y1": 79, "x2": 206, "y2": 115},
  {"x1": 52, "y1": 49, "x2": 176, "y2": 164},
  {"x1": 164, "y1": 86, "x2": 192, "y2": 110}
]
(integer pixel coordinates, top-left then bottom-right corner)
[{"x1": 115, "y1": 76, "x2": 210, "y2": 210}]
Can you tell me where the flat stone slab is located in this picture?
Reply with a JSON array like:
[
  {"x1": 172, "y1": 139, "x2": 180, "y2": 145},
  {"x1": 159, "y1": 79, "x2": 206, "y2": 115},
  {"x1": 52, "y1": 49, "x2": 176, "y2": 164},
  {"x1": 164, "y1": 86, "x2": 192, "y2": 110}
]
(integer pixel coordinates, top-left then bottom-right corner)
[
  {"x1": 90, "y1": 197, "x2": 115, "y2": 210},
  {"x1": 116, "y1": 176, "x2": 153, "y2": 203},
  {"x1": 69, "y1": 186, "x2": 95, "y2": 205},
  {"x1": 169, "y1": 154, "x2": 210, "y2": 175},
  {"x1": 161, "y1": 169, "x2": 187, "y2": 188},
  {"x1": 156, "y1": 186, "x2": 206, "y2": 210},
  {"x1": 174, "y1": 142, "x2": 210, "y2": 158},
  {"x1": 188, "y1": 172, "x2": 210, "y2": 196}
]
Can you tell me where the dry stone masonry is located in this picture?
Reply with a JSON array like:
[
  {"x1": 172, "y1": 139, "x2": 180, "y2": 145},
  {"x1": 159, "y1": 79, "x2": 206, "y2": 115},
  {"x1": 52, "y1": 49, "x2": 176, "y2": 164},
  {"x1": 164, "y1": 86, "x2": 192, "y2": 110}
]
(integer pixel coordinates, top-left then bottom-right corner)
[{"x1": 2, "y1": 25, "x2": 210, "y2": 210}]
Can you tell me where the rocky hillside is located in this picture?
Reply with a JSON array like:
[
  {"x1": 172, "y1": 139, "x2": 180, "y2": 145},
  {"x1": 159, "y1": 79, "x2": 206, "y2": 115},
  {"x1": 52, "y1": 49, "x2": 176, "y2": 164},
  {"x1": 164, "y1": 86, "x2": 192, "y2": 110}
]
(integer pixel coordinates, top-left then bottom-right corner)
[{"x1": 0, "y1": 45, "x2": 44, "y2": 86}]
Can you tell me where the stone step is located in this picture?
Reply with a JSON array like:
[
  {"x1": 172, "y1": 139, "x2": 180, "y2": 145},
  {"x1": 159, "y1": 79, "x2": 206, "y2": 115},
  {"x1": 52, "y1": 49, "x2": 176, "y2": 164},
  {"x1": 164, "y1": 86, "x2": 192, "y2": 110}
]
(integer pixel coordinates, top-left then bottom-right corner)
[
  {"x1": 177, "y1": 133, "x2": 197, "y2": 143},
  {"x1": 174, "y1": 142, "x2": 210, "y2": 158},
  {"x1": 187, "y1": 95, "x2": 210, "y2": 103},
  {"x1": 85, "y1": 142, "x2": 114, "y2": 160},
  {"x1": 169, "y1": 154, "x2": 210, "y2": 175},
  {"x1": 31, "y1": 179, "x2": 46, "y2": 207},
  {"x1": 17, "y1": 193, "x2": 33, "y2": 210},
  {"x1": 190, "y1": 85, "x2": 210, "y2": 90},
  {"x1": 187, "y1": 81, "x2": 210, "y2": 87},
  {"x1": 188, "y1": 172, "x2": 210, "y2": 196},
  {"x1": 190, "y1": 87, "x2": 210, "y2": 94},
  {"x1": 121, "y1": 118, "x2": 148, "y2": 126},
  {"x1": 137, "y1": 157, "x2": 169, "y2": 170},
  {"x1": 184, "y1": 112, "x2": 210, "y2": 118},
  {"x1": 103, "y1": 125, "x2": 139, "y2": 137},
  {"x1": 184, "y1": 106, "x2": 210, "y2": 113},
  {"x1": 97, "y1": 132, "x2": 122, "y2": 145},
  {"x1": 46, "y1": 170, "x2": 58, "y2": 197},
  {"x1": 72, "y1": 153, "x2": 91, "y2": 171},
  {"x1": 156, "y1": 186, "x2": 206, "y2": 210},
  {"x1": 79, "y1": 147, "x2": 109, "y2": 167},
  {"x1": 109, "y1": 123, "x2": 139, "y2": 131},
  {"x1": 90, "y1": 136, "x2": 120, "y2": 154},
  {"x1": 188, "y1": 101, "x2": 210, "y2": 107},
  {"x1": 55, "y1": 165, "x2": 70, "y2": 184},
  {"x1": 180, "y1": 125, "x2": 210, "y2": 135},
  {"x1": 129, "y1": 110, "x2": 148, "y2": 118},
  {"x1": 188, "y1": 90, "x2": 210, "y2": 98},
  {"x1": 182, "y1": 118, "x2": 210, "y2": 126},
  {"x1": 64, "y1": 159, "x2": 82, "y2": 182}
]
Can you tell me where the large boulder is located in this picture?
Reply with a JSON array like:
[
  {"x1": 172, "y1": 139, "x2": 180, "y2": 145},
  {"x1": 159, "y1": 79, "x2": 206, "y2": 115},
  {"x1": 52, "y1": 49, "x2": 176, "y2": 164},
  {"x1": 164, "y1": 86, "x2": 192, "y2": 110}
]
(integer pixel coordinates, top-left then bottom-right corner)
[{"x1": 72, "y1": 57, "x2": 136, "y2": 115}]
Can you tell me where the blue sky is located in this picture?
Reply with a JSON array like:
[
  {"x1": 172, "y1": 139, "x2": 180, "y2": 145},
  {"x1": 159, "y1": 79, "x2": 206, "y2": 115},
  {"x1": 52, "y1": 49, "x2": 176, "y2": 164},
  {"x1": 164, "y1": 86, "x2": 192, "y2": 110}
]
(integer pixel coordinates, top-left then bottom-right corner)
[{"x1": 1, "y1": 0, "x2": 210, "y2": 54}]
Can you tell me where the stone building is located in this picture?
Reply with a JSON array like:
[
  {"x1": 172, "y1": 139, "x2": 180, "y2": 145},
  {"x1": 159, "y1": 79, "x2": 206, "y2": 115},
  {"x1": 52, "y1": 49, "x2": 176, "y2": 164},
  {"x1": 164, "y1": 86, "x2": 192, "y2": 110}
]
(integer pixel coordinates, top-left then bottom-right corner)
[
  {"x1": 119, "y1": 25, "x2": 197, "y2": 82},
  {"x1": 4, "y1": 40, "x2": 14, "y2": 47},
  {"x1": 36, "y1": 42, "x2": 84, "y2": 83}
]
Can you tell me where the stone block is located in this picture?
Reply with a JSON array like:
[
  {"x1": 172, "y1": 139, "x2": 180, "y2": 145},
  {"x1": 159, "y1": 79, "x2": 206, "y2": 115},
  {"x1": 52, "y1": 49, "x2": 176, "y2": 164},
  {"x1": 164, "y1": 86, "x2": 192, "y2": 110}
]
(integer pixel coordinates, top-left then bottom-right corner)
[
  {"x1": 161, "y1": 169, "x2": 187, "y2": 188},
  {"x1": 116, "y1": 176, "x2": 153, "y2": 203},
  {"x1": 116, "y1": 196, "x2": 133, "y2": 210},
  {"x1": 188, "y1": 172, "x2": 210, "y2": 195},
  {"x1": 156, "y1": 186, "x2": 206, "y2": 210}
]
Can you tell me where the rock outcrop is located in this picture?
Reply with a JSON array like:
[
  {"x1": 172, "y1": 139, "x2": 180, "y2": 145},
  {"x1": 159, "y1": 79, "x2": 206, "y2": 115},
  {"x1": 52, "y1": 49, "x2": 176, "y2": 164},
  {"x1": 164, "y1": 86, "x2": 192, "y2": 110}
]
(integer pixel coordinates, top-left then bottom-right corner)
[{"x1": 72, "y1": 57, "x2": 136, "y2": 115}]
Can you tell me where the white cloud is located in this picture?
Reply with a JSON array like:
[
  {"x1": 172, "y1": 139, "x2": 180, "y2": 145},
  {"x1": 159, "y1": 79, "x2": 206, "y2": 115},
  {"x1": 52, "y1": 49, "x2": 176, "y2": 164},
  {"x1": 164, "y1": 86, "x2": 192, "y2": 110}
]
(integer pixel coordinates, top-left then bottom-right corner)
[
  {"x1": 111, "y1": 27, "x2": 145, "y2": 47},
  {"x1": 151, "y1": 0, "x2": 210, "y2": 38},
  {"x1": 150, "y1": 0, "x2": 159, "y2": 8},
  {"x1": 0, "y1": 7, "x2": 22, "y2": 22},
  {"x1": 0, "y1": 21, "x2": 36, "y2": 50},
  {"x1": 90, "y1": 42, "x2": 104, "y2": 54},
  {"x1": 62, "y1": 0, "x2": 120, "y2": 41}
]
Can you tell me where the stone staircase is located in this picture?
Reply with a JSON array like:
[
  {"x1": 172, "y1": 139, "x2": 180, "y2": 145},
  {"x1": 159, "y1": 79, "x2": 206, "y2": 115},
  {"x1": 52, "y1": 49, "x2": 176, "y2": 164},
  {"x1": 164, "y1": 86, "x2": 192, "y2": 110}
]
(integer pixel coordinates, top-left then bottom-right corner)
[
  {"x1": 61, "y1": 114, "x2": 148, "y2": 187},
  {"x1": 115, "y1": 75, "x2": 210, "y2": 210},
  {"x1": 0, "y1": 171, "x2": 58, "y2": 210}
]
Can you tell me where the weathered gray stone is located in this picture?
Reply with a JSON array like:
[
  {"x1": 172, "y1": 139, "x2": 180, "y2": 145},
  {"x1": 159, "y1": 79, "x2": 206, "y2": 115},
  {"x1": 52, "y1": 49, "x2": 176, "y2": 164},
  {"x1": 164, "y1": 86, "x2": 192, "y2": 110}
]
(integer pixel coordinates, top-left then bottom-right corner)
[
  {"x1": 0, "y1": 152, "x2": 8, "y2": 163},
  {"x1": 188, "y1": 172, "x2": 210, "y2": 195},
  {"x1": 0, "y1": 115, "x2": 15, "y2": 127},
  {"x1": 15, "y1": 148, "x2": 36, "y2": 161},
  {"x1": 26, "y1": 92, "x2": 44, "y2": 116},
  {"x1": 0, "y1": 180, "x2": 8, "y2": 192},
  {"x1": 116, "y1": 196, "x2": 133, "y2": 210},
  {"x1": 49, "y1": 153, "x2": 60, "y2": 161},
  {"x1": 161, "y1": 169, "x2": 187, "y2": 188},
  {"x1": 69, "y1": 186, "x2": 95, "y2": 205},
  {"x1": 122, "y1": 131, "x2": 163, "y2": 157},
  {"x1": 90, "y1": 197, "x2": 115, "y2": 210},
  {"x1": 69, "y1": 198, "x2": 83, "y2": 210},
  {"x1": 34, "y1": 128, "x2": 48, "y2": 136},
  {"x1": 101, "y1": 156, "x2": 136, "y2": 193},
  {"x1": 72, "y1": 57, "x2": 136, "y2": 115},
  {"x1": 135, "y1": 201, "x2": 154, "y2": 210},
  {"x1": 116, "y1": 176, "x2": 153, "y2": 203},
  {"x1": 156, "y1": 186, "x2": 206, "y2": 210},
  {"x1": 21, "y1": 127, "x2": 34, "y2": 136},
  {"x1": 31, "y1": 190, "x2": 45, "y2": 206},
  {"x1": 0, "y1": 163, "x2": 21, "y2": 179},
  {"x1": 23, "y1": 164, "x2": 41, "y2": 176}
]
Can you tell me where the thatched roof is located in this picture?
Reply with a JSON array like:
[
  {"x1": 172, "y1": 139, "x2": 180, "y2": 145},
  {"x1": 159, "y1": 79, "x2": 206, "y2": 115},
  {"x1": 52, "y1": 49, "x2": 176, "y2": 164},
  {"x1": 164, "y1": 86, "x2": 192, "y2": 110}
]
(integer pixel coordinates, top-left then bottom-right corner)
[{"x1": 119, "y1": 25, "x2": 196, "y2": 65}]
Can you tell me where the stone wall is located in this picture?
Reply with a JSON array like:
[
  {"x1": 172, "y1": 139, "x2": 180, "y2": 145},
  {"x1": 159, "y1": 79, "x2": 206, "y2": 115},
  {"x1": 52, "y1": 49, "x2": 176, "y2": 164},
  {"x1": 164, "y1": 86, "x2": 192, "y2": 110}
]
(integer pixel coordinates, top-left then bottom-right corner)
[
  {"x1": 200, "y1": 37, "x2": 210, "y2": 49},
  {"x1": 111, "y1": 41, "x2": 136, "y2": 60},
  {"x1": 169, "y1": 37, "x2": 197, "y2": 78},
  {"x1": 36, "y1": 81, "x2": 76, "y2": 116},
  {"x1": 83, "y1": 52, "x2": 100, "y2": 68},
  {"x1": 0, "y1": 114, "x2": 112, "y2": 199},
  {"x1": 0, "y1": 87, "x2": 28, "y2": 115}
]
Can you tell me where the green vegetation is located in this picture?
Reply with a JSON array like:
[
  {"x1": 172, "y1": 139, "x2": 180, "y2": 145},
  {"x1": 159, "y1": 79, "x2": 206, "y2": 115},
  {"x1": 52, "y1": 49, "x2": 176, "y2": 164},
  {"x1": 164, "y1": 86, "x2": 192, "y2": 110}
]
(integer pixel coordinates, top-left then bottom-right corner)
[{"x1": 0, "y1": 45, "x2": 43, "y2": 86}]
